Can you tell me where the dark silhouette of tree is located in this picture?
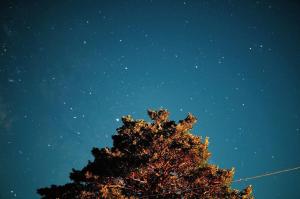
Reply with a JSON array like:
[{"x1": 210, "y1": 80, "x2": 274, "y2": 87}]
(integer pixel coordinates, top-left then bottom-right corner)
[{"x1": 38, "y1": 109, "x2": 253, "y2": 198}]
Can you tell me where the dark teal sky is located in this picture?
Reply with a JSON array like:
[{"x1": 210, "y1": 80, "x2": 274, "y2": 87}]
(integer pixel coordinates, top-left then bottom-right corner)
[{"x1": 1, "y1": 0, "x2": 300, "y2": 198}]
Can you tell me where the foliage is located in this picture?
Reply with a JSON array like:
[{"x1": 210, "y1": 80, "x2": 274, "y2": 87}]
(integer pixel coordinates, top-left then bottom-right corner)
[{"x1": 38, "y1": 109, "x2": 253, "y2": 199}]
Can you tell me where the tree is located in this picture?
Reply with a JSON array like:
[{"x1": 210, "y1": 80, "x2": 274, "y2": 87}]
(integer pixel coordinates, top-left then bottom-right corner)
[{"x1": 38, "y1": 109, "x2": 253, "y2": 198}]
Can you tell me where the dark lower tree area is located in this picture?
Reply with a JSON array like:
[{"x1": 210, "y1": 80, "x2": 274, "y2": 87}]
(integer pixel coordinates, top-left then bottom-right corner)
[{"x1": 37, "y1": 109, "x2": 253, "y2": 198}]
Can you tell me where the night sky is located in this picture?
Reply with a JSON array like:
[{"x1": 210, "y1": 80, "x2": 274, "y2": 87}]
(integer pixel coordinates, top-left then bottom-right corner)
[{"x1": 1, "y1": 1, "x2": 300, "y2": 198}]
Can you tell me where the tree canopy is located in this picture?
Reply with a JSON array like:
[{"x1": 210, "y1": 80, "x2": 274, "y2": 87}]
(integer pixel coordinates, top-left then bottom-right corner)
[{"x1": 38, "y1": 109, "x2": 253, "y2": 198}]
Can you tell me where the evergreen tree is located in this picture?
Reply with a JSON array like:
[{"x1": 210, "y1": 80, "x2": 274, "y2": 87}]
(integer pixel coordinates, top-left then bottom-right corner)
[{"x1": 38, "y1": 109, "x2": 253, "y2": 199}]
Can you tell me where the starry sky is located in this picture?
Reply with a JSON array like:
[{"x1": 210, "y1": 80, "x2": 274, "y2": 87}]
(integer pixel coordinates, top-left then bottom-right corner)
[{"x1": 1, "y1": 0, "x2": 300, "y2": 198}]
